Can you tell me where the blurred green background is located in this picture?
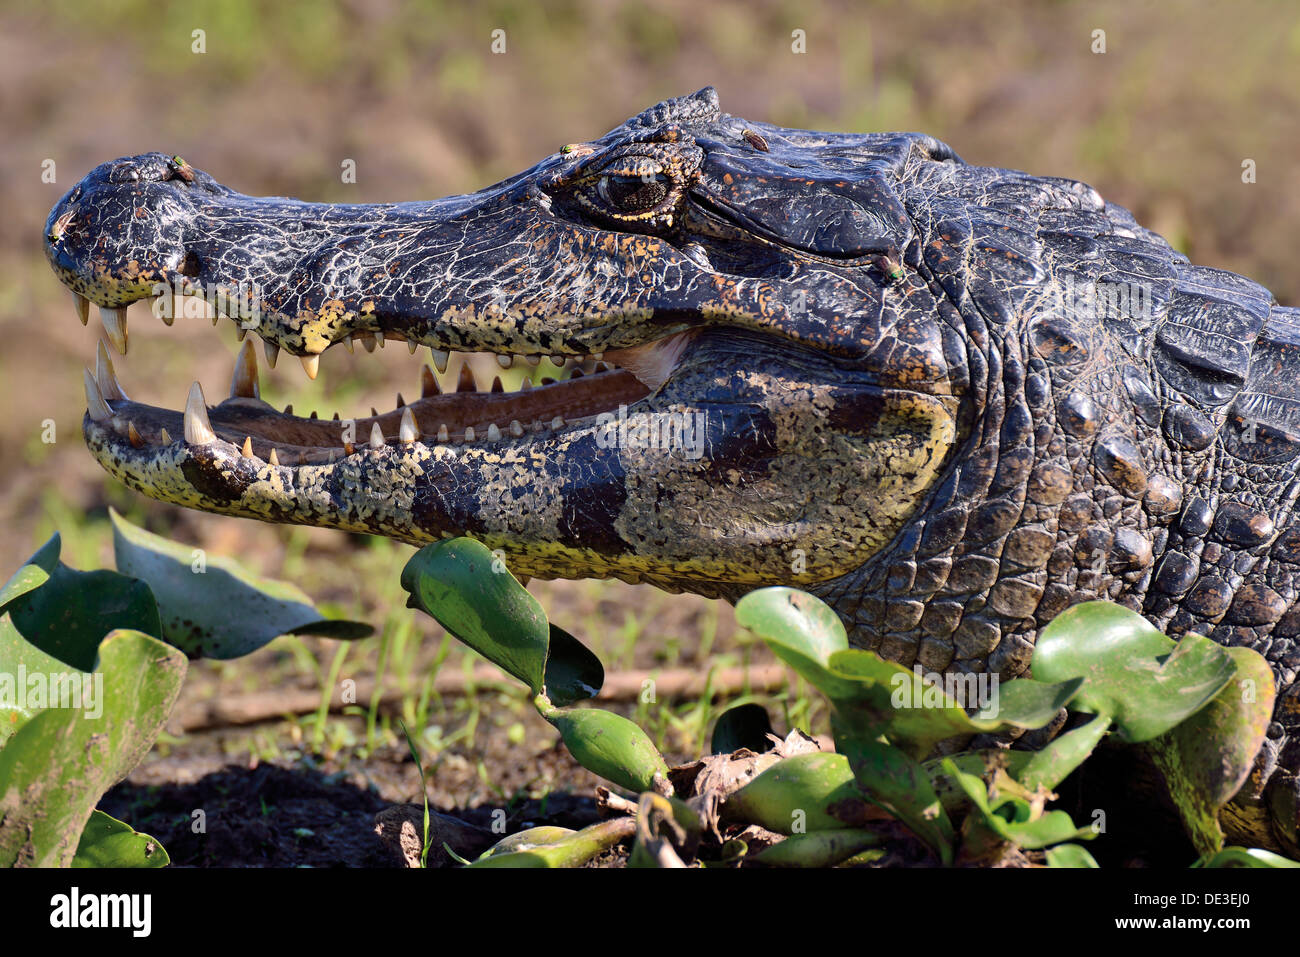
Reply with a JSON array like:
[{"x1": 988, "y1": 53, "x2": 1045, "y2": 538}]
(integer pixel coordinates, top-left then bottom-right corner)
[{"x1": 1, "y1": 0, "x2": 1298, "y2": 793}]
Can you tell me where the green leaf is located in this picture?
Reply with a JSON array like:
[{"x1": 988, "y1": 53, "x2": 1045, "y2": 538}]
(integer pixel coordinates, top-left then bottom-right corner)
[
  {"x1": 924, "y1": 749, "x2": 1034, "y2": 814},
  {"x1": 544, "y1": 624, "x2": 604, "y2": 706},
  {"x1": 735, "y1": 587, "x2": 857, "y2": 699},
  {"x1": 402, "y1": 538, "x2": 548, "y2": 694},
  {"x1": 725, "y1": 752, "x2": 872, "y2": 832},
  {"x1": 4, "y1": 531, "x2": 161, "y2": 672},
  {"x1": 944, "y1": 758, "x2": 1095, "y2": 852},
  {"x1": 1045, "y1": 843, "x2": 1100, "y2": 868},
  {"x1": 1032, "y1": 602, "x2": 1236, "y2": 742},
  {"x1": 478, "y1": 826, "x2": 576, "y2": 859},
  {"x1": 711, "y1": 703, "x2": 774, "y2": 755},
  {"x1": 1194, "y1": 846, "x2": 1300, "y2": 868},
  {"x1": 972, "y1": 675, "x2": 1083, "y2": 728},
  {"x1": 0, "y1": 629, "x2": 187, "y2": 867},
  {"x1": 1145, "y1": 646, "x2": 1277, "y2": 856},
  {"x1": 0, "y1": 539, "x2": 55, "y2": 616},
  {"x1": 546, "y1": 706, "x2": 670, "y2": 794},
  {"x1": 0, "y1": 613, "x2": 92, "y2": 743},
  {"x1": 111, "y1": 508, "x2": 370, "y2": 658},
  {"x1": 72, "y1": 810, "x2": 170, "y2": 868},
  {"x1": 467, "y1": 818, "x2": 633, "y2": 868},
  {"x1": 838, "y1": 730, "x2": 954, "y2": 864},
  {"x1": 1017, "y1": 713, "x2": 1112, "y2": 792},
  {"x1": 825, "y1": 649, "x2": 1074, "y2": 760},
  {"x1": 750, "y1": 829, "x2": 882, "y2": 867}
]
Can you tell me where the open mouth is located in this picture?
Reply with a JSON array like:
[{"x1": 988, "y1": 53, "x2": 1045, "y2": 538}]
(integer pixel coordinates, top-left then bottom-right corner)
[
  {"x1": 78, "y1": 291, "x2": 697, "y2": 469},
  {"x1": 45, "y1": 117, "x2": 959, "y2": 590}
]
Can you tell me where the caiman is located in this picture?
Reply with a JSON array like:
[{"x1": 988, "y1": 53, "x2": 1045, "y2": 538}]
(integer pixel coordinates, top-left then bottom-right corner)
[{"x1": 42, "y1": 87, "x2": 1300, "y2": 851}]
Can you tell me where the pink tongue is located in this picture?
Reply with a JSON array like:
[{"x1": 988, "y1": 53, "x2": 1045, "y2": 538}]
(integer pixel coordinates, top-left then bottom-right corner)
[{"x1": 604, "y1": 330, "x2": 696, "y2": 392}]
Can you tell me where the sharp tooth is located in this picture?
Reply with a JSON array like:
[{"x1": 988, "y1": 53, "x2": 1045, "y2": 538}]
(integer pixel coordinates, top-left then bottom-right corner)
[
  {"x1": 128, "y1": 421, "x2": 144, "y2": 447},
  {"x1": 457, "y1": 365, "x2": 477, "y2": 392},
  {"x1": 263, "y1": 339, "x2": 280, "y2": 368},
  {"x1": 486, "y1": 423, "x2": 501, "y2": 441},
  {"x1": 525, "y1": 355, "x2": 541, "y2": 367},
  {"x1": 591, "y1": 352, "x2": 604, "y2": 362},
  {"x1": 520, "y1": 378, "x2": 533, "y2": 392},
  {"x1": 464, "y1": 426, "x2": 476, "y2": 442},
  {"x1": 369, "y1": 422, "x2": 385, "y2": 448},
  {"x1": 95, "y1": 341, "x2": 128, "y2": 402},
  {"x1": 569, "y1": 367, "x2": 585, "y2": 379},
  {"x1": 550, "y1": 416, "x2": 565, "y2": 430},
  {"x1": 490, "y1": 376, "x2": 503, "y2": 393},
  {"x1": 396, "y1": 393, "x2": 406, "y2": 408},
  {"x1": 376, "y1": 333, "x2": 386, "y2": 349},
  {"x1": 72, "y1": 292, "x2": 89, "y2": 326},
  {"x1": 235, "y1": 326, "x2": 247, "y2": 342},
  {"x1": 160, "y1": 426, "x2": 172, "y2": 444},
  {"x1": 371, "y1": 407, "x2": 379, "y2": 417},
  {"x1": 604, "y1": 331, "x2": 694, "y2": 392},
  {"x1": 540, "y1": 377, "x2": 557, "y2": 386},
  {"x1": 550, "y1": 354, "x2": 565, "y2": 366},
  {"x1": 153, "y1": 294, "x2": 175, "y2": 327},
  {"x1": 420, "y1": 365, "x2": 440, "y2": 397},
  {"x1": 332, "y1": 411, "x2": 340, "y2": 420},
  {"x1": 284, "y1": 404, "x2": 294, "y2": 415},
  {"x1": 210, "y1": 312, "x2": 219, "y2": 327},
  {"x1": 241, "y1": 436, "x2": 255, "y2": 458},
  {"x1": 431, "y1": 348, "x2": 449, "y2": 374},
  {"x1": 309, "y1": 410, "x2": 318, "y2": 419},
  {"x1": 360, "y1": 332, "x2": 377, "y2": 353},
  {"x1": 269, "y1": 447, "x2": 281, "y2": 466},
  {"x1": 682, "y1": 242, "x2": 712, "y2": 270},
  {"x1": 183, "y1": 381, "x2": 216, "y2": 444},
  {"x1": 83, "y1": 369, "x2": 114, "y2": 421},
  {"x1": 99, "y1": 305, "x2": 128, "y2": 354},
  {"x1": 230, "y1": 338, "x2": 260, "y2": 398},
  {"x1": 342, "y1": 334, "x2": 355, "y2": 353},
  {"x1": 437, "y1": 423, "x2": 449, "y2": 442},
  {"x1": 496, "y1": 354, "x2": 513, "y2": 368},
  {"x1": 596, "y1": 361, "x2": 612, "y2": 372},
  {"x1": 300, "y1": 354, "x2": 320, "y2": 380},
  {"x1": 399, "y1": 408, "x2": 418, "y2": 443},
  {"x1": 509, "y1": 419, "x2": 524, "y2": 437}
]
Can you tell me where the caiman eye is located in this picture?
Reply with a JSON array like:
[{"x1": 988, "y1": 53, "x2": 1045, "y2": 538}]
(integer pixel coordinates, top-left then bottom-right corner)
[{"x1": 597, "y1": 173, "x2": 669, "y2": 212}]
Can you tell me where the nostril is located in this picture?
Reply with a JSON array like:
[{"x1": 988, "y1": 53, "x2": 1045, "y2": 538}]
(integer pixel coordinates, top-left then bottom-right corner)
[{"x1": 178, "y1": 251, "x2": 201, "y2": 278}]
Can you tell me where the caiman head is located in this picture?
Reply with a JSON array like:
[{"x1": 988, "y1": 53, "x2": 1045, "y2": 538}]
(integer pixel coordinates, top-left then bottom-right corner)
[{"x1": 44, "y1": 87, "x2": 969, "y2": 600}]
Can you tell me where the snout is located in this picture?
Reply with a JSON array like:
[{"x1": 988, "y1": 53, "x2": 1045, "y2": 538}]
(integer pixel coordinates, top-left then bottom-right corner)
[{"x1": 44, "y1": 153, "x2": 209, "y2": 310}]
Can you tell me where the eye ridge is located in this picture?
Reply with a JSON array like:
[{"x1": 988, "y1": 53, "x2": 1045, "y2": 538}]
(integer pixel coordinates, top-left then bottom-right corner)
[{"x1": 598, "y1": 173, "x2": 669, "y2": 213}]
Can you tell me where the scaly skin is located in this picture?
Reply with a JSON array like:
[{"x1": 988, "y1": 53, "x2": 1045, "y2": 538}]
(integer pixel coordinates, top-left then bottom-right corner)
[{"x1": 43, "y1": 88, "x2": 1300, "y2": 849}]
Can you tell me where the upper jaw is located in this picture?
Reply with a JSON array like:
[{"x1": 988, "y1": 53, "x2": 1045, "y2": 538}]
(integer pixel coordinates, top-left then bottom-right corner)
[{"x1": 44, "y1": 152, "x2": 713, "y2": 368}]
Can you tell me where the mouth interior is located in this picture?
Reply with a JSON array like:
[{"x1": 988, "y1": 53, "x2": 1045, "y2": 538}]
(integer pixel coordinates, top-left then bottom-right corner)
[{"x1": 81, "y1": 292, "x2": 695, "y2": 467}]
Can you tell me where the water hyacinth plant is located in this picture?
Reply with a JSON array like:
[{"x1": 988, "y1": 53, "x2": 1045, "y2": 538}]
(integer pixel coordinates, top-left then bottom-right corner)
[
  {"x1": 0, "y1": 513, "x2": 371, "y2": 867},
  {"x1": 400, "y1": 537, "x2": 1298, "y2": 868}
]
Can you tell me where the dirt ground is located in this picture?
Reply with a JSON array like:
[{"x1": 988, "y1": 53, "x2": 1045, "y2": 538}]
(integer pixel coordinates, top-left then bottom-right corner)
[{"x1": 4, "y1": 1, "x2": 1300, "y2": 865}]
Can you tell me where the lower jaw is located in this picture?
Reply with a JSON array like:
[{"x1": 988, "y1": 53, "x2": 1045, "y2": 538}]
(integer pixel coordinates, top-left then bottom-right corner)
[{"x1": 91, "y1": 366, "x2": 651, "y2": 467}]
